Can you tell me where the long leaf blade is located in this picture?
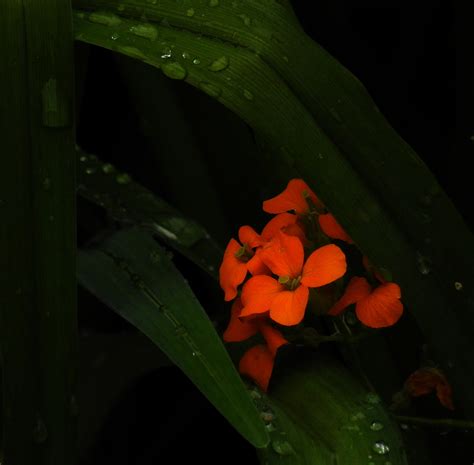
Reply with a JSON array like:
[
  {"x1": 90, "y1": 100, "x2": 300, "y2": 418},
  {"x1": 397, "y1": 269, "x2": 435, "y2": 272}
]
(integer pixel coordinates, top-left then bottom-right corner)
[{"x1": 77, "y1": 228, "x2": 269, "y2": 448}]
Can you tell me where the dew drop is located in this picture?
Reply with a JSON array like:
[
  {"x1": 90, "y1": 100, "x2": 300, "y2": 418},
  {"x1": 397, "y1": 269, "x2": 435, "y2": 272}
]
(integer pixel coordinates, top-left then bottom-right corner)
[
  {"x1": 79, "y1": 155, "x2": 87, "y2": 162},
  {"x1": 111, "y1": 32, "x2": 120, "y2": 40},
  {"x1": 116, "y1": 173, "x2": 131, "y2": 184},
  {"x1": 370, "y1": 421, "x2": 384, "y2": 431},
  {"x1": 89, "y1": 11, "x2": 122, "y2": 27},
  {"x1": 102, "y1": 163, "x2": 115, "y2": 174},
  {"x1": 265, "y1": 422, "x2": 276, "y2": 432},
  {"x1": 186, "y1": 8, "x2": 195, "y2": 17},
  {"x1": 161, "y1": 47, "x2": 172, "y2": 59},
  {"x1": 272, "y1": 440, "x2": 294, "y2": 455},
  {"x1": 209, "y1": 55, "x2": 229, "y2": 72},
  {"x1": 239, "y1": 14, "x2": 251, "y2": 26},
  {"x1": 243, "y1": 89, "x2": 254, "y2": 100},
  {"x1": 154, "y1": 224, "x2": 178, "y2": 241},
  {"x1": 192, "y1": 58, "x2": 201, "y2": 65},
  {"x1": 416, "y1": 252, "x2": 432, "y2": 275},
  {"x1": 161, "y1": 61, "x2": 187, "y2": 80},
  {"x1": 85, "y1": 167, "x2": 96, "y2": 175},
  {"x1": 182, "y1": 51, "x2": 191, "y2": 60},
  {"x1": 454, "y1": 281, "x2": 463, "y2": 291},
  {"x1": 199, "y1": 81, "x2": 222, "y2": 98},
  {"x1": 33, "y1": 416, "x2": 48, "y2": 444},
  {"x1": 129, "y1": 24, "x2": 158, "y2": 41},
  {"x1": 372, "y1": 441, "x2": 390, "y2": 455}
]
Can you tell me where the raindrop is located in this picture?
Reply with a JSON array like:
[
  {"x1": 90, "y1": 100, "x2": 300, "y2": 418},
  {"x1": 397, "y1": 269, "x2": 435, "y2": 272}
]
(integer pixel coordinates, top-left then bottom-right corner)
[
  {"x1": 89, "y1": 11, "x2": 122, "y2": 27},
  {"x1": 265, "y1": 422, "x2": 276, "y2": 432},
  {"x1": 186, "y1": 8, "x2": 195, "y2": 17},
  {"x1": 199, "y1": 81, "x2": 221, "y2": 98},
  {"x1": 192, "y1": 58, "x2": 201, "y2": 65},
  {"x1": 372, "y1": 441, "x2": 390, "y2": 455},
  {"x1": 182, "y1": 51, "x2": 191, "y2": 59},
  {"x1": 209, "y1": 0, "x2": 219, "y2": 5},
  {"x1": 116, "y1": 173, "x2": 131, "y2": 184},
  {"x1": 192, "y1": 351, "x2": 201, "y2": 357},
  {"x1": 400, "y1": 423, "x2": 409, "y2": 430},
  {"x1": 243, "y1": 89, "x2": 254, "y2": 100},
  {"x1": 119, "y1": 46, "x2": 146, "y2": 60},
  {"x1": 79, "y1": 155, "x2": 87, "y2": 162},
  {"x1": 161, "y1": 61, "x2": 187, "y2": 80},
  {"x1": 161, "y1": 47, "x2": 172, "y2": 59},
  {"x1": 129, "y1": 24, "x2": 158, "y2": 41},
  {"x1": 111, "y1": 32, "x2": 120, "y2": 40},
  {"x1": 209, "y1": 55, "x2": 229, "y2": 72},
  {"x1": 85, "y1": 167, "x2": 96, "y2": 175},
  {"x1": 370, "y1": 421, "x2": 384, "y2": 431},
  {"x1": 272, "y1": 440, "x2": 294, "y2": 455},
  {"x1": 238, "y1": 14, "x2": 251, "y2": 26},
  {"x1": 154, "y1": 224, "x2": 178, "y2": 241},
  {"x1": 350, "y1": 412, "x2": 365, "y2": 421},
  {"x1": 454, "y1": 281, "x2": 463, "y2": 291},
  {"x1": 102, "y1": 163, "x2": 115, "y2": 174},
  {"x1": 416, "y1": 252, "x2": 432, "y2": 275},
  {"x1": 33, "y1": 416, "x2": 48, "y2": 443}
]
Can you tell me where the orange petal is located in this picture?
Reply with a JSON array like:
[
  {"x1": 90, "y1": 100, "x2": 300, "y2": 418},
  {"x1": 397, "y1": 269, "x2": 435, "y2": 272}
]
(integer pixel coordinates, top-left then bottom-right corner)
[
  {"x1": 269, "y1": 285, "x2": 309, "y2": 326},
  {"x1": 260, "y1": 231, "x2": 304, "y2": 278},
  {"x1": 239, "y1": 225, "x2": 263, "y2": 248},
  {"x1": 284, "y1": 222, "x2": 307, "y2": 245},
  {"x1": 356, "y1": 282, "x2": 403, "y2": 328},
  {"x1": 263, "y1": 179, "x2": 322, "y2": 215},
  {"x1": 405, "y1": 368, "x2": 454, "y2": 410},
  {"x1": 239, "y1": 345, "x2": 274, "y2": 392},
  {"x1": 436, "y1": 380, "x2": 454, "y2": 410},
  {"x1": 247, "y1": 250, "x2": 271, "y2": 276},
  {"x1": 301, "y1": 244, "x2": 347, "y2": 288},
  {"x1": 241, "y1": 275, "x2": 283, "y2": 317},
  {"x1": 327, "y1": 276, "x2": 372, "y2": 316},
  {"x1": 223, "y1": 299, "x2": 259, "y2": 342},
  {"x1": 219, "y1": 238, "x2": 248, "y2": 301},
  {"x1": 261, "y1": 213, "x2": 298, "y2": 241},
  {"x1": 258, "y1": 322, "x2": 289, "y2": 356},
  {"x1": 318, "y1": 213, "x2": 353, "y2": 244}
]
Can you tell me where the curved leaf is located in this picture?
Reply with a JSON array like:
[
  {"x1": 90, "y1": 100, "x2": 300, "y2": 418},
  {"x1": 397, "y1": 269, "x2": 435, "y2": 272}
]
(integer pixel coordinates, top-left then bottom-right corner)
[{"x1": 77, "y1": 227, "x2": 269, "y2": 448}]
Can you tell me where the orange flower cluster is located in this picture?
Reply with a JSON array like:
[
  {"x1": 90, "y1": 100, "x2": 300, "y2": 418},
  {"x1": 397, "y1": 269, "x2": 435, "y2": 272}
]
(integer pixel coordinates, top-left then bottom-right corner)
[{"x1": 219, "y1": 179, "x2": 404, "y2": 391}]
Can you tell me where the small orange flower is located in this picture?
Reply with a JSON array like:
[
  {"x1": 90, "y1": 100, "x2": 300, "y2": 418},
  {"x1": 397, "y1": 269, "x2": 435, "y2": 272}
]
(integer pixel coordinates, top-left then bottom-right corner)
[
  {"x1": 328, "y1": 276, "x2": 403, "y2": 328},
  {"x1": 223, "y1": 299, "x2": 288, "y2": 391},
  {"x1": 262, "y1": 178, "x2": 353, "y2": 244},
  {"x1": 219, "y1": 226, "x2": 269, "y2": 301},
  {"x1": 241, "y1": 231, "x2": 346, "y2": 326},
  {"x1": 404, "y1": 368, "x2": 454, "y2": 410}
]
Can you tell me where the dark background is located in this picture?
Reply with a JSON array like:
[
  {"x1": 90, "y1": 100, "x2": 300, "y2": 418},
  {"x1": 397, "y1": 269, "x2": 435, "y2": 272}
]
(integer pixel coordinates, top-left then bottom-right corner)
[{"x1": 77, "y1": 2, "x2": 471, "y2": 464}]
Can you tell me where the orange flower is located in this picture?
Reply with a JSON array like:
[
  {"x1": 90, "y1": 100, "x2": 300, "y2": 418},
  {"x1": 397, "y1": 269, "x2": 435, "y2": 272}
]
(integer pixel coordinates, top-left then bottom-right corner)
[
  {"x1": 223, "y1": 299, "x2": 288, "y2": 391},
  {"x1": 240, "y1": 231, "x2": 346, "y2": 326},
  {"x1": 219, "y1": 226, "x2": 268, "y2": 301},
  {"x1": 262, "y1": 178, "x2": 352, "y2": 243},
  {"x1": 328, "y1": 276, "x2": 403, "y2": 328},
  {"x1": 404, "y1": 368, "x2": 454, "y2": 410}
]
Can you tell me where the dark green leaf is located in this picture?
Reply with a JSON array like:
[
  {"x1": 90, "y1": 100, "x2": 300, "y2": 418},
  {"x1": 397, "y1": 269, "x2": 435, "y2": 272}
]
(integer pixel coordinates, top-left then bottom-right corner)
[{"x1": 77, "y1": 228, "x2": 269, "y2": 448}]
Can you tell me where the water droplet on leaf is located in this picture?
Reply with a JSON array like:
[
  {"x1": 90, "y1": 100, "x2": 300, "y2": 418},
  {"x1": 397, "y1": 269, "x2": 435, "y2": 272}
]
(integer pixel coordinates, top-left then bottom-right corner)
[
  {"x1": 116, "y1": 173, "x2": 131, "y2": 184},
  {"x1": 89, "y1": 11, "x2": 122, "y2": 27},
  {"x1": 243, "y1": 89, "x2": 254, "y2": 100},
  {"x1": 186, "y1": 8, "x2": 195, "y2": 17},
  {"x1": 370, "y1": 421, "x2": 384, "y2": 431},
  {"x1": 129, "y1": 24, "x2": 158, "y2": 40},
  {"x1": 272, "y1": 440, "x2": 294, "y2": 455},
  {"x1": 102, "y1": 163, "x2": 115, "y2": 174},
  {"x1": 209, "y1": 55, "x2": 229, "y2": 71},
  {"x1": 372, "y1": 441, "x2": 390, "y2": 455},
  {"x1": 162, "y1": 61, "x2": 187, "y2": 80}
]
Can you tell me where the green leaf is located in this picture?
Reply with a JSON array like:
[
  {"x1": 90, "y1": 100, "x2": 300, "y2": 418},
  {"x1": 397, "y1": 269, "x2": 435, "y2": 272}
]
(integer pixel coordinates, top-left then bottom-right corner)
[
  {"x1": 77, "y1": 227, "x2": 269, "y2": 448},
  {"x1": 0, "y1": 2, "x2": 76, "y2": 464},
  {"x1": 77, "y1": 147, "x2": 221, "y2": 279},
  {"x1": 255, "y1": 356, "x2": 409, "y2": 465},
  {"x1": 72, "y1": 0, "x2": 474, "y2": 417}
]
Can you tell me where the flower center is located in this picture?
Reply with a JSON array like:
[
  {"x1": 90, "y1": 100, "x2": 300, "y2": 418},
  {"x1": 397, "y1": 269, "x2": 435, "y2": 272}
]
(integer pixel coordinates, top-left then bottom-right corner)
[
  {"x1": 234, "y1": 243, "x2": 254, "y2": 263},
  {"x1": 278, "y1": 275, "x2": 301, "y2": 291}
]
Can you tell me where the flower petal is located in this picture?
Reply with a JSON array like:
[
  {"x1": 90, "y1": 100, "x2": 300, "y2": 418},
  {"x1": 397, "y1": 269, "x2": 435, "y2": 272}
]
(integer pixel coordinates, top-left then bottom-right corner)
[
  {"x1": 239, "y1": 225, "x2": 263, "y2": 248},
  {"x1": 405, "y1": 368, "x2": 454, "y2": 410},
  {"x1": 301, "y1": 244, "x2": 347, "y2": 288},
  {"x1": 261, "y1": 213, "x2": 298, "y2": 241},
  {"x1": 260, "y1": 231, "x2": 304, "y2": 278},
  {"x1": 263, "y1": 179, "x2": 322, "y2": 215},
  {"x1": 223, "y1": 299, "x2": 259, "y2": 342},
  {"x1": 239, "y1": 345, "x2": 274, "y2": 392},
  {"x1": 269, "y1": 285, "x2": 309, "y2": 326},
  {"x1": 356, "y1": 282, "x2": 403, "y2": 328},
  {"x1": 219, "y1": 238, "x2": 248, "y2": 301},
  {"x1": 318, "y1": 213, "x2": 353, "y2": 244},
  {"x1": 246, "y1": 250, "x2": 271, "y2": 276},
  {"x1": 258, "y1": 323, "x2": 289, "y2": 356},
  {"x1": 241, "y1": 275, "x2": 283, "y2": 317},
  {"x1": 327, "y1": 276, "x2": 372, "y2": 316}
]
